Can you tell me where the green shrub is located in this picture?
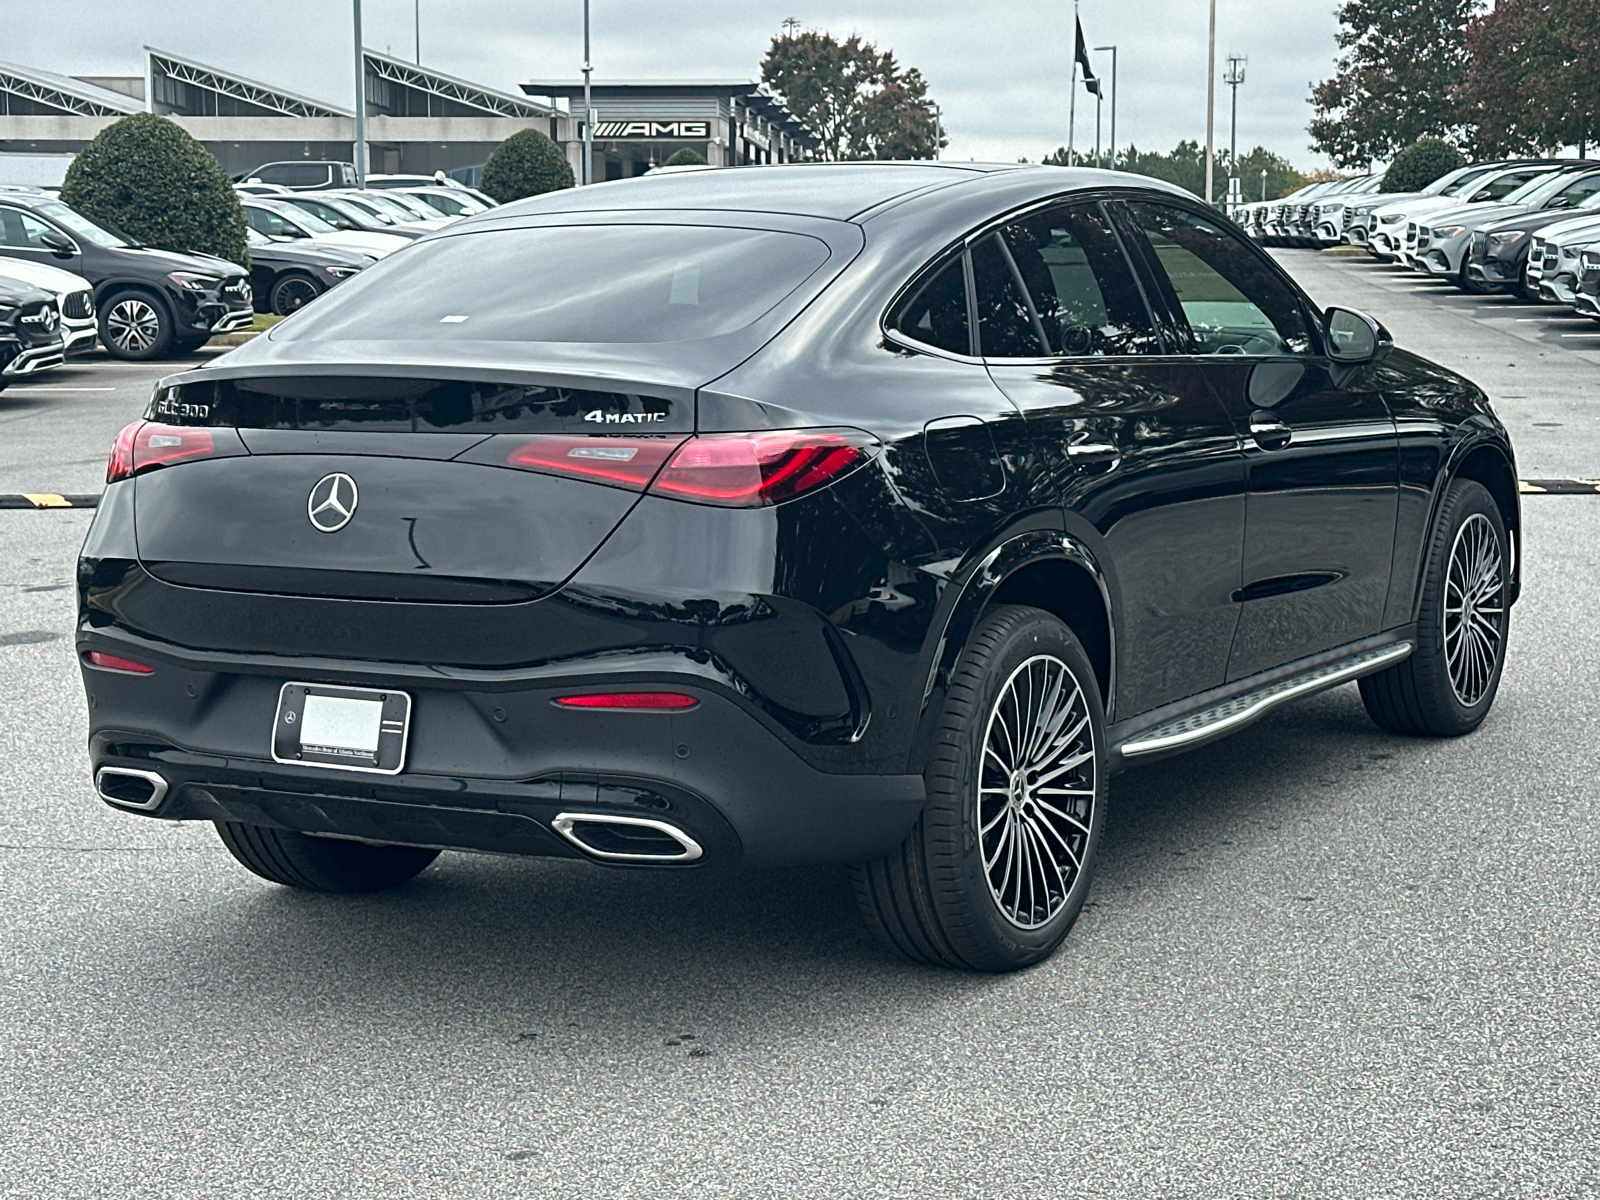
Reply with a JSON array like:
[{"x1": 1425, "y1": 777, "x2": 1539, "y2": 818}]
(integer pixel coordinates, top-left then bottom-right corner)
[
  {"x1": 480, "y1": 128, "x2": 575, "y2": 203},
  {"x1": 60, "y1": 113, "x2": 246, "y2": 267},
  {"x1": 661, "y1": 148, "x2": 707, "y2": 167},
  {"x1": 1381, "y1": 137, "x2": 1467, "y2": 193}
]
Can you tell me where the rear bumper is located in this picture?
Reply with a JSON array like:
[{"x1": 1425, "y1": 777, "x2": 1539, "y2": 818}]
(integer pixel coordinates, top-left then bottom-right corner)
[{"x1": 80, "y1": 634, "x2": 927, "y2": 869}]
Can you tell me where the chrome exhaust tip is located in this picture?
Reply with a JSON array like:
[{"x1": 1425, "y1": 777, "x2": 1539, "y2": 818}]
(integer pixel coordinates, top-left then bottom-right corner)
[
  {"x1": 94, "y1": 766, "x2": 169, "y2": 812},
  {"x1": 551, "y1": 812, "x2": 704, "y2": 863}
]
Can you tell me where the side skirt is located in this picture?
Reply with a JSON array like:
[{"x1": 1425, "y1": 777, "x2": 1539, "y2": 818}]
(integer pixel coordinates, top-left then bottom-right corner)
[{"x1": 1107, "y1": 630, "x2": 1415, "y2": 770}]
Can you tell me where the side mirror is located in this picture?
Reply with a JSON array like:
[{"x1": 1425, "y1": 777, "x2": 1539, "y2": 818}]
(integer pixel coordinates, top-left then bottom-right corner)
[
  {"x1": 376, "y1": 213, "x2": 396, "y2": 225},
  {"x1": 1324, "y1": 307, "x2": 1391, "y2": 384},
  {"x1": 277, "y1": 224, "x2": 309, "y2": 239},
  {"x1": 41, "y1": 230, "x2": 74, "y2": 257},
  {"x1": 1548, "y1": 197, "x2": 1571, "y2": 209}
]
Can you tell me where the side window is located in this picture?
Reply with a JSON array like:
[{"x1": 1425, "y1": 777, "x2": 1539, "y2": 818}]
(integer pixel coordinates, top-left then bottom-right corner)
[
  {"x1": 0, "y1": 209, "x2": 57, "y2": 248},
  {"x1": 998, "y1": 203, "x2": 1159, "y2": 356},
  {"x1": 1559, "y1": 177, "x2": 1600, "y2": 208},
  {"x1": 289, "y1": 165, "x2": 327, "y2": 188},
  {"x1": 891, "y1": 254, "x2": 971, "y2": 356},
  {"x1": 255, "y1": 165, "x2": 291, "y2": 185},
  {"x1": 1482, "y1": 172, "x2": 1540, "y2": 202},
  {"x1": 1124, "y1": 201, "x2": 1313, "y2": 356},
  {"x1": 971, "y1": 234, "x2": 1045, "y2": 358}
]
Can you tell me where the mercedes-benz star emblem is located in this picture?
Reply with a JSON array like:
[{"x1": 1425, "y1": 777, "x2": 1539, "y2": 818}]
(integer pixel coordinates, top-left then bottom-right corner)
[{"x1": 307, "y1": 472, "x2": 358, "y2": 533}]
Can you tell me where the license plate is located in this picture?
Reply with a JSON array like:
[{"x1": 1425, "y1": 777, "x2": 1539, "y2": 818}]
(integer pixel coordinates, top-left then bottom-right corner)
[{"x1": 272, "y1": 682, "x2": 410, "y2": 774}]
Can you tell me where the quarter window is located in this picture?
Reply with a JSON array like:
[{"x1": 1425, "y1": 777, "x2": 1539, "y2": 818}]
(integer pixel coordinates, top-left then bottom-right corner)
[
  {"x1": 998, "y1": 204, "x2": 1159, "y2": 356},
  {"x1": 892, "y1": 255, "x2": 971, "y2": 355},
  {"x1": 1124, "y1": 201, "x2": 1313, "y2": 356}
]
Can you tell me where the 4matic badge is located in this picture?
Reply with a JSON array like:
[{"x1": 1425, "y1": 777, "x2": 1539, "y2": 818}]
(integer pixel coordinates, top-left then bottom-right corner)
[{"x1": 584, "y1": 410, "x2": 666, "y2": 424}]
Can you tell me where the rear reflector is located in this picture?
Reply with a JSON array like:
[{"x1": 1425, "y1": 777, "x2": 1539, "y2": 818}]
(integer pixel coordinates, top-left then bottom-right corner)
[
  {"x1": 650, "y1": 430, "x2": 876, "y2": 507},
  {"x1": 554, "y1": 692, "x2": 699, "y2": 711},
  {"x1": 106, "y1": 422, "x2": 240, "y2": 484},
  {"x1": 85, "y1": 651, "x2": 155, "y2": 674}
]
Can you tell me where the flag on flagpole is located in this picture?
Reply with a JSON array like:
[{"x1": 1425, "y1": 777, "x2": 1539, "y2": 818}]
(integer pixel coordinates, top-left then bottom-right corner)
[{"x1": 1076, "y1": 18, "x2": 1101, "y2": 96}]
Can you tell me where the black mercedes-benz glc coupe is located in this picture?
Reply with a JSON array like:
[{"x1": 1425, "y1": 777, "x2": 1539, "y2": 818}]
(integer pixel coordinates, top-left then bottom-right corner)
[{"x1": 78, "y1": 163, "x2": 1519, "y2": 971}]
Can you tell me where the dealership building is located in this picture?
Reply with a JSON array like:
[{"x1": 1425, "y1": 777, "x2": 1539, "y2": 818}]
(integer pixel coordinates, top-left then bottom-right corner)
[{"x1": 0, "y1": 49, "x2": 816, "y2": 184}]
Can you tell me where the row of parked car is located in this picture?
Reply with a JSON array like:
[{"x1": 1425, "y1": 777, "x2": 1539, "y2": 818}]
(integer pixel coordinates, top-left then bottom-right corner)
[
  {"x1": 1239, "y1": 159, "x2": 1600, "y2": 319},
  {"x1": 0, "y1": 167, "x2": 496, "y2": 379}
]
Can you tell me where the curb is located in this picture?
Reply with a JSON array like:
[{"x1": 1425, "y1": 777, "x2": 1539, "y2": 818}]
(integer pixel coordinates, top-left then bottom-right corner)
[
  {"x1": 7, "y1": 481, "x2": 1599, "y2": 511},
  {"x1": 210, "y1": 331, "x2": 260, "y2": 347}
]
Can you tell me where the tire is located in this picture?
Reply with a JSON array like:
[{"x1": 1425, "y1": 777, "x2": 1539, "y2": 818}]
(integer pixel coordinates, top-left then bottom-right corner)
[
  {"x1": 1360, "y1": 479, "x2": 1510, "y2": 737},
  {"x1": 214, "y1": 822, "x2": 439, "y2": 893},
  {"x1": 850, "y1": 605, "x2": 1108, "y2": 972},
  {"x1": 270, "y1": 271, "x2": 323, "y2": 316},
  {"x1": 100, "y1": 290, "x2": 173, "y2": 360}
]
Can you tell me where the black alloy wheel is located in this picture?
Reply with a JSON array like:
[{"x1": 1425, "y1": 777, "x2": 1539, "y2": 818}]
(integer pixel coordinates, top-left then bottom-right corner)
[
  {"x1": 851, "y1": 605, "x2": 1107, "y2": 971},
  {"x1": 1360, "y1": 479, "x2": 1509, "y2": 737},
  {"x1": 270, "y1": 272, "x2": 323, "y2": 316},
  {"x1": 214, "y1": 822, "x2": 439, "y2": 893},
  {"x1": 100, "y1": 290, "x2": 173, "y2": 360}
]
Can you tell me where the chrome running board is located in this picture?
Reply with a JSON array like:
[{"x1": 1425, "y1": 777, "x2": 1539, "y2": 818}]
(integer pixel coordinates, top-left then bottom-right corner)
[{"x1": 1119, "y1": 641, "x2": 1413, "y2": 758}]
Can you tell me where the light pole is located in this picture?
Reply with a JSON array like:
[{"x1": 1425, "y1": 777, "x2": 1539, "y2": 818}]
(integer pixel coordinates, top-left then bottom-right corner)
[
  {"x1": 582, "y1": 0, "x2": 595, "y2": 185},
  {"x1": 415, "y1": 0, "x2": 421, "y2": 63},
  {"x1": 352, "y1": 0, "x2": 366, "y2": 187},
  {"x1": 1204, "y1": 0, "x2": 1216, "y2": 205},
  {"x1": 932, "y1": 102, "x2": 943, "y2": 160},
  {"x1": 1224, "y1": 54, "x2": 1246, "y2": 211},
  {"x1": 1095, "y1": 45, "x2": 1117, "y2": 169},
  {"x1": 1261, "y1": 167, "x2": 1268, "y2": 203}
]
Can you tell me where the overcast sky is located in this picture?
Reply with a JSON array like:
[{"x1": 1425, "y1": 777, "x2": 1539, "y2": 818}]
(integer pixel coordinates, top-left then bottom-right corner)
[{"x1": 11, "y1": 0, "x2": 1343, "y2": 167}]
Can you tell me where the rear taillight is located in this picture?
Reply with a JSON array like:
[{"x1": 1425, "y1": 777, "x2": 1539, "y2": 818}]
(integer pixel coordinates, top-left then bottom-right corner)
[
  {"x1": 84, "y1": 651, "x2": 154, "y2": 674},
  {"x1": 106, "y1": 422, "x2": 229, "y2": 484},
  {"x1": 651, "y1": 430, "x2": 877, "y2": 507},
  {"x1": 503, "y1": 436, "x2": 685, "y2": 490},
  {"x1": 500, "y1": 429, "x2": 877, "y2": 507},
  {"x1": 554, "y1": 692, "x2": 699, "y2": 711}
]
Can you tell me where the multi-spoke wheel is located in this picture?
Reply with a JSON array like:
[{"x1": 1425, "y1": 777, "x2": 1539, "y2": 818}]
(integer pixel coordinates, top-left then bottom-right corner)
[
  {"x1": 851, "y1": 605, "x2": 1107, "y2": 971},
  {"x1": 99, "y1": 290, "x2": 172, "y2": 360},
  {"x1": 270, "y1": 272, "x2": 323, "y2": 316},
  {"x1": 1361, "y1": 478, "x2": 1511, "y2": 736},
  {"x1": 977, "y1": 655, "x2": 1095, "y2": 930}
]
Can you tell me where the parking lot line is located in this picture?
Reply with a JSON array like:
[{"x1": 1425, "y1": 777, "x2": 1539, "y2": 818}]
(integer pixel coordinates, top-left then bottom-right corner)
[{"x1": 1, "y1": 387, "x2": 116, "y2": 393}]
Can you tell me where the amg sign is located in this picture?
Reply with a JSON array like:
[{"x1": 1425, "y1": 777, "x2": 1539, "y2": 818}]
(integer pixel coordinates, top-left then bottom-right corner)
[{"x1": 592, "y1": 120, "x2": 711, "y2": 139}]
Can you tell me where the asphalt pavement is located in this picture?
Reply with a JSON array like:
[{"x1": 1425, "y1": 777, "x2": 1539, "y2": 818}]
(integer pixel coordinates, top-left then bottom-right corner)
[{"x1": 2, "y1": 264, "x2": 1598, "y2": 1199}]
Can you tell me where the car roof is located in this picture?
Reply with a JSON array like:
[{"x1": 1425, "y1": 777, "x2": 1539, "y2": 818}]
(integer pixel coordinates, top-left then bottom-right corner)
[{"x1": 484, "y1": 161, "x2": 1195, "y2": 225}]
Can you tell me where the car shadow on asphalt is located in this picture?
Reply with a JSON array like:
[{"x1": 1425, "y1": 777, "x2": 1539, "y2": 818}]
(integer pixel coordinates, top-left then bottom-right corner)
[{"x1": 101, "y1": 683, "x2": 1442, "y2": 1033}]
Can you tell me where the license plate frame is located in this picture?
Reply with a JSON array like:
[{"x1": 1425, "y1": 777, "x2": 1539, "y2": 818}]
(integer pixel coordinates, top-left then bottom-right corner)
[{"x1": 272, "y1": 682, "x2": 410, "y2": 775}]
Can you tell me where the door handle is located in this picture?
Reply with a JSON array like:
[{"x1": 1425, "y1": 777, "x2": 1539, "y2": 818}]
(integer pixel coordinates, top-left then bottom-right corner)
[
  {"x1": 1249, "y1": 412, "x2": 1292, "y2": 450},
  {"x1": 1067, "y1": 441, "x2": 1120, "y2": 467}
]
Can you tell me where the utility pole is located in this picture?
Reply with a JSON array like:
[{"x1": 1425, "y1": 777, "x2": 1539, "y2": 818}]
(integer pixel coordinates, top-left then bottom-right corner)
[
  {"x1": 353, "y1": 0, "x2": 366, "y2": 187},
  {"x1": 781, "y1": 16, "x2": 800, "y2": 36},
  {"x1": 1204, "y1": 0, "x2": 1216, "y2": 205},
  {"x1": 1224, "y1": 54, "x2": 1246, "y2": 213},
  {"x1": 1095, "y1": 45, "x2": 1116, "y2": 170},
  {"x1": 933, "y1": 103, "x2": 943, "y2": 160},
  {"x1": 582, "y1": 0, "x2": 595, "y2": 185}
]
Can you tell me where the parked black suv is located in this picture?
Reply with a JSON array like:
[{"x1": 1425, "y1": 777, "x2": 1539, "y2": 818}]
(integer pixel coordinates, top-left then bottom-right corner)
[
  {"x1": 0, "y1": 275, "x2": 63, "y2": 388},
  {"x1": 239, "y1": 161, "x2": 357, "y2": 191},
  {"x1": 243, "y1": 227, "x2": 372, "y2": 315},
  {"x1": 0, "y1": 194, "x2": 252, "y2": 359}
]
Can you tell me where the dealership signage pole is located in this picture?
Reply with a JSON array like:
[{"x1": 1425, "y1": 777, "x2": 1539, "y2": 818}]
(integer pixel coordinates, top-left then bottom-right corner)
[
  {"x1": 1095, "y1": 46, "x2": 1116, "y2": 170},
  {"x1": 582, "y1": 0, "x2": 593, "y2": 185},
  {"x1": 1204, "y1": 0, "x2": 1216, "y2": 205},
  {"x1": 353, "y1": 0, "x2": 367, "y2": 187}
]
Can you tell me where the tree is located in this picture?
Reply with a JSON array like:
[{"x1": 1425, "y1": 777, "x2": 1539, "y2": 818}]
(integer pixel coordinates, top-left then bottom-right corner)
[
  {"x1": 1042, "y1": 141, "x2": 1303, "y2": 201},
  {"x1": 661, "y1": 148, "x2": 707, "y2": 167},
  {"x1": 761, "y1": 29, "x2": 943, "y2": 161},
  {"x1": 480, "y1": 128, "x2": 574, "y2": 204},
  {"x1": 1458, "y1": 0, "x2": 1600, "y2": 156},
  {"x1": 1308, "y1": 0, "x2": 1482, "y2": 168},
  {"x1": 1381, "y1": 137, "x2": 1466, "y2": 191},
  {"x1": 60, "y1": 113, "x2": 245, "y2": 266}
]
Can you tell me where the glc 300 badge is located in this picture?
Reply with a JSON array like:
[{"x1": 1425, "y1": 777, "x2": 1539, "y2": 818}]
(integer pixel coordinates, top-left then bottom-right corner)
[{"x1": 307, "y1": 472, "x2": 358, "y2": 533}]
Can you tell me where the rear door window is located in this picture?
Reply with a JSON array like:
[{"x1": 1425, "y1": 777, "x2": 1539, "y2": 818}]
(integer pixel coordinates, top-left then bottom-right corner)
[
  {"x1": 971, "y1": 234, "x2": 1045, "y2": 357},
  {"x1": 997, "y1": 203, "x2": 1160, "y2": 356},
  {"x1": 280, "y1": 224, "x2": 833, "y2": 345}
]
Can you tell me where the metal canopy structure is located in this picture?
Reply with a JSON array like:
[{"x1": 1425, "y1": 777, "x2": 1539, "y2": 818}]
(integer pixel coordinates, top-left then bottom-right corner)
[
  {"x1": 364, "y1": 50, "x2": 551, "y2": 119},
  {"x1": 0, "y1": 61, "x2": 142, "y2": 117},
  {"x1": 145, "y1": 47, "x2": 350, "y2": 119}
]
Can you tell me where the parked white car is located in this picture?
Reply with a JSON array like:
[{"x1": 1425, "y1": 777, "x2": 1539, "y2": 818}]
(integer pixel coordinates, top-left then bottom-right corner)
[
  {"x1": 0, "y1": 257, "x2": 96, "y2": 355},
  {"x1": 400, "y1": 186, "x2": 488, "y2": 218},
  {"x1": 241, "y1": 199, "x2": 412, "y2": 259},
  {"x1": 1527, "y1": 213, "x2": 1600, "y2": 303},
  {"x1": 1369, "y1": 164, "x2": 1565, "y2": 263}
]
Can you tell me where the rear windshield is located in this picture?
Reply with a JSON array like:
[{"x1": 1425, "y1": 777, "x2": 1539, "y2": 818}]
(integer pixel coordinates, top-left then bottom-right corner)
[{"x1": 273, "y1": 224, "x2": 831, "y2": 345}]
